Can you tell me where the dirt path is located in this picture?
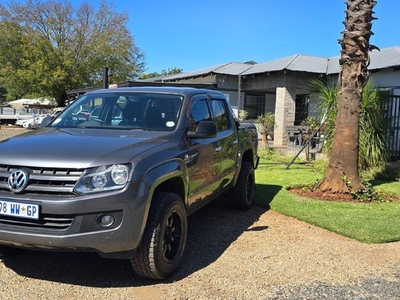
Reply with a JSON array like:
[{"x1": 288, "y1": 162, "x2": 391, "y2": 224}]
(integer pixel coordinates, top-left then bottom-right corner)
[
  {"x1": 0, "y1": 203, "x2": 399, "y2": 299},
  {"x1": 0, "y1": 126, "x2": 29, "y2": 140}
]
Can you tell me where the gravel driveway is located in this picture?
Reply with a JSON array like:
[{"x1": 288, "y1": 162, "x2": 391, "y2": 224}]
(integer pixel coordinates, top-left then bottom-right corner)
[{"x1": 0, "y1": 127, "x2": 399, "y2": 299}]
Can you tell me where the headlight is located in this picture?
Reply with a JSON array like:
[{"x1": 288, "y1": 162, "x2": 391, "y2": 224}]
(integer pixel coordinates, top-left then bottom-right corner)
[{"x1": 74, "y1": 164, "x2": 130, "y2": 194}]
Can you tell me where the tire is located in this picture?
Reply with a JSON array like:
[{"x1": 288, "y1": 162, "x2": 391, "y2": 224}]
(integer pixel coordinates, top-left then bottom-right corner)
[
  {"x1": 228, "y1": 161, "x2": 255, "y2": 210},
  {"x1": 130, "y1": 192, "x2": 187, "y2": 279}
]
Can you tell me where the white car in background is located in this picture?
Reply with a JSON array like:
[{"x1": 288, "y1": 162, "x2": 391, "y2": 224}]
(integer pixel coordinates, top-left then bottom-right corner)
[
  {"x1": 15, "y1": 119, "x2": 29, "y2": 127},
  {"x1": 17, "y1": 114, "x2": 48, "y2": 129},
  {"x1": 22, "y1": 117, "x2": 35, "y2": 129},
  {"x1": 15, "y1": 118, "x2": 35, "y2": 128},
  {"x1": 29, "y1": 114, "x2": 49, "y2": 129}
]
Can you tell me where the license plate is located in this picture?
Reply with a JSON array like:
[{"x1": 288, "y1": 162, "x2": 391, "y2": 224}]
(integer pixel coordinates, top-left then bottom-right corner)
[{"x1": 0, "y1": 200, "x2": 40, "y2": 220}]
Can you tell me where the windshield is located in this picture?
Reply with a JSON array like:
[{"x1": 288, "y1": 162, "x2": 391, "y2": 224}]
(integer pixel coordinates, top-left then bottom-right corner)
[{"x1": 49, "y1": 92, "x2": 184, "y2": 131}]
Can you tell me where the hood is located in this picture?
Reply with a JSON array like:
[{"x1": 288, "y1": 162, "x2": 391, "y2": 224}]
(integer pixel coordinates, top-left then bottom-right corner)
[{"x1": 0, "y1": 128, "x2": 171, "y2": 168}]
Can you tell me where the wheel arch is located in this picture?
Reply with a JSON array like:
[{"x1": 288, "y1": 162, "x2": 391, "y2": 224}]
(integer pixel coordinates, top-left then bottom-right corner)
[
  {"x1": 141, "y1": 159, "x2": 188, "y2": 208},
  {"x1": 242, "y1": 148, "x2": 254, "y2": 166},
  {"x1": 230, "y1": 148, "x2": 256, "y2": 192},
  {"x1": 154, "y1": 177, "x2": 186, "y2": 204}
]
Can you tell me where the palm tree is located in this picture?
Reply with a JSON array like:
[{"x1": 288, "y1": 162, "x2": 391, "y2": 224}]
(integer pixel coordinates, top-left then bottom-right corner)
[
  {"x1": 315, "y1": 0, "x2": 378, "y2": 194},
  {"x1": 313, "y1": 79, "x2": 388, "y2": 170}
]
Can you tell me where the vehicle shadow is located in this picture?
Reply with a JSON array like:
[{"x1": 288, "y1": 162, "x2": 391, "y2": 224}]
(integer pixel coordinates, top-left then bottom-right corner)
[{"x1": 1, "y1": 184, "x2": 281, "y2": 287}]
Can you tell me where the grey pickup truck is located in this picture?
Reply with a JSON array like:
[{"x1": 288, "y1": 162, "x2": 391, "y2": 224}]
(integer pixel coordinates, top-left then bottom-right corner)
[{"x1": 0, "y1": 86, "x2": 259, "y2": 279}]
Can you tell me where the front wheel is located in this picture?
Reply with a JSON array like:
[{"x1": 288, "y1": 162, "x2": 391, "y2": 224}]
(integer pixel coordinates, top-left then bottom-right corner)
[
  {"x1": 228, "y1": 161, "x2": 255, "y2": 210},
  {"x1": 130, "y1": 192, "x2": 187, "y2": 279}
]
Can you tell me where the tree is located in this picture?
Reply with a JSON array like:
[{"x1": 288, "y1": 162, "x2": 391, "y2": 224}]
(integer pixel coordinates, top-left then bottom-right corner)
[
  {"x1": 0, "y1": 0, "x2": 145, "y2": 106},
  {"x1": 313, "y1": 79, "x2": 388, "y2": 170},
  {"x1": 139, "y1": 67, "x2": 183, "y2": 80},
  {"x1": 256, "y1": 113, "x2": 275, "y2": 152},
  {"x1": 316, "y1": 0, "x2": 378, "y2": 194},
  {"x1": 0, "y1": 87, "x2": 7, "y2": 104}
]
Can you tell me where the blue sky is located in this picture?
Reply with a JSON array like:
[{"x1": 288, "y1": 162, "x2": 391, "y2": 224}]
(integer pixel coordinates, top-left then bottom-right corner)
[
  {"x1": 124, "y1": 0, "x2": 399, "y2": 73},
  {"x1": 12, "y1": 0, "x2": 400, "y2": 74}
]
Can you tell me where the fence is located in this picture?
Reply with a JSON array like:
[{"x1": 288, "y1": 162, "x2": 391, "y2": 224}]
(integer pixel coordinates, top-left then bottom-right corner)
[{"x1": 383, "y1": 95, "x2": 400, "y2": 160}]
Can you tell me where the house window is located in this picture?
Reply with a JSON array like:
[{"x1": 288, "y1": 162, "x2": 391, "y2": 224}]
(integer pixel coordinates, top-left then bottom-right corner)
[
  {"x1": 295, "y1": 94, "x2": 309, "y2": 125},
  {"x1": 244, "y1": 94, "x2": 265, "y2": 119}
]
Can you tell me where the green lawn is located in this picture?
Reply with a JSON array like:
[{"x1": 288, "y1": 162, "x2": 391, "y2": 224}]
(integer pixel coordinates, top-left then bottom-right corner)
[{"x1": 253, "y1": 158, "x2": 400, "y2": 244}]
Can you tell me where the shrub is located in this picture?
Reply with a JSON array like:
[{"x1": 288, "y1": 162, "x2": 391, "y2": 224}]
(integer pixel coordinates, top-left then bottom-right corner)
[
  {"x1": 300, "y1": 116, "x2": 319, "y2": 132},
  {"x1": 256, "y1": 113, "x2": 275, "y2": 134},
  {"x1": 312, "y1": 79, "x2": 389, "y2": 170}
]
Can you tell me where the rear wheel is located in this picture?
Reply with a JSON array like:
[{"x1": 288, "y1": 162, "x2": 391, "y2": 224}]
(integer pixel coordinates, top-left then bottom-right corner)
[
  {"x1": 228, "y1": 162, "x2": 255, "y2": 210},
  {"x1": 131, "y1": 192, "x2": 187, "y2": 279}
]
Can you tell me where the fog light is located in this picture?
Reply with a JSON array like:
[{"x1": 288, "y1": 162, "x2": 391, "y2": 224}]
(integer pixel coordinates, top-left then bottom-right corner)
[{"x1": 97, "y1": 214, "x2": 115, "y2": 227}]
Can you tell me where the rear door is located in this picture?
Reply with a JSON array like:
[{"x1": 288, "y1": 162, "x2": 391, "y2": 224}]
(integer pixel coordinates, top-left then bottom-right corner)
[{"x1": 209, "y1": 98, "x2": 239, "y2": 192}]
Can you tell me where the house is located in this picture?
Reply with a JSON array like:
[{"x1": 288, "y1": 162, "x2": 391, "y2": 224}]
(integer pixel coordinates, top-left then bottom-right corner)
[
  {"x1": 66, "y1": 46, "x2": 400, "y2": 158},
  {"x1": 146, "y1": 46, "x2": 400, "y2": 155}
]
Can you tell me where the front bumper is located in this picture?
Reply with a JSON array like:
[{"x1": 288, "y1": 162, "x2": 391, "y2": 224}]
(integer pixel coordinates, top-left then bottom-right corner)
[{"x1": 0, "y1": 181, "x2": 151, "y2": 257}]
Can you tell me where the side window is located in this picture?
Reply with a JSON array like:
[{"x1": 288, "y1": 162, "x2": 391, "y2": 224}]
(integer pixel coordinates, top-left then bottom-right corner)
[
  {"x1": 210, "y1": 99, "x2": 229, "y2": 131},
  {"x1": 189, "y1": 99, "x2": 211, "y2": 131}
]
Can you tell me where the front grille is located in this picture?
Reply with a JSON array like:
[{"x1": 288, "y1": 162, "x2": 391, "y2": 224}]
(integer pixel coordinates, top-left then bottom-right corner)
[
  {"x1": 0, "y1": 165, "x2": 84, "y2": 195},
  {"x1": 0, "y1": 214, "x2": 74, "y2": 230}
]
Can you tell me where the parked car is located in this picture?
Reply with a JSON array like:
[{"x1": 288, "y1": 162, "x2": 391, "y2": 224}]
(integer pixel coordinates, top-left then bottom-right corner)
[
  {"x1": 21, "y1": 117, "x2": 35, "y2": 129},
  {"x1": 38, "y1": 108, "x2": 65, "y2": 128},
  {"x1": 17, "y1": 114, "x2": 47, "y2": 129},
  {"x1": 0, "y1": 86, "x2": 259, "y2": 280},
  {"x1": 29, "y1": 114, "x2": 49, "y2": 129},
  {"x1": 15, "y1": 119, "x2": 30, "y2": 127}
]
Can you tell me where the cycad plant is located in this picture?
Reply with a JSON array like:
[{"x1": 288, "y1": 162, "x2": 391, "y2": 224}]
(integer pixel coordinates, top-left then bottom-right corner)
[
  {"x1": 312, "y1": 79, "x2": 388, "y2": 169},
  {"x1": 359, "y1": 83, "x2": 389, "y2": 169},
  {"x1": 311, "y1": 79, "x2": 338, "y2": 152}
]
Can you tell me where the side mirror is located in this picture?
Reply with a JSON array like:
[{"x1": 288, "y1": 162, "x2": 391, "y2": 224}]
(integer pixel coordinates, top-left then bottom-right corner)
[
  {"x1": 187, "y1": 120, "x2": 217, "y2": 139},
  {"x1": 40, "y1": 115, "x2": 52, "y2": 128}
]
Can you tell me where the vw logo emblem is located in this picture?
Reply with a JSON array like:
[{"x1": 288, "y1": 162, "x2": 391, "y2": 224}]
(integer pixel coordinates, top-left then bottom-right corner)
[{"x1": 8, "y1": 169, "x2": 29, "y2": 193}]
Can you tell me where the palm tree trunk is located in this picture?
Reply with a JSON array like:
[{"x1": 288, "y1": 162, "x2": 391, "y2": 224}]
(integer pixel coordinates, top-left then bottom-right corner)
[{"x1": 317, "y1": 0, "x2": 377, "y2": 194}]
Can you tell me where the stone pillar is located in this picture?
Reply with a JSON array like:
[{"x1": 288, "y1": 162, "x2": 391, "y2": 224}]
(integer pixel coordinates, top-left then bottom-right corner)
[{"x1": 274, "y1": 87, "x2": 296, "y2": 147}]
